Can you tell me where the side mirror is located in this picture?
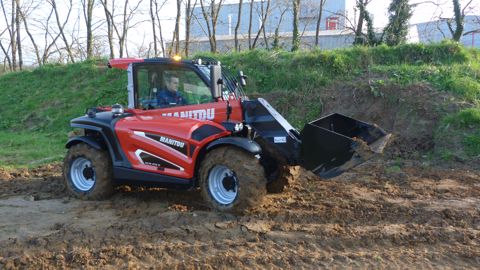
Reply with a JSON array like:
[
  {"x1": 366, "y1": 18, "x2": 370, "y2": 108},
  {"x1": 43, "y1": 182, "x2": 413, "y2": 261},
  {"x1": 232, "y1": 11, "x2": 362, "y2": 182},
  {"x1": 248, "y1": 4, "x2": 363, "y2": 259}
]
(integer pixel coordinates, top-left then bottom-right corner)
[
  {"x1": 239, "y1": 71, "x2": 247, "y2": 87},
  {"x1": 210, "y1": 64, "x2": 223, "y2": 99}
]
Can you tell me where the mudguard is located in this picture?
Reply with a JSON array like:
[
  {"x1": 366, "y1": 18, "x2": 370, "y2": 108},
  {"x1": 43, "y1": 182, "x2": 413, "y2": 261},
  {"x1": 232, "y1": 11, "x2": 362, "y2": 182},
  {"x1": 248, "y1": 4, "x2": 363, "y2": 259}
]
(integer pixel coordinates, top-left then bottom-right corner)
[
  {"x1": 66, "y1": 136, "x2": 105, "y2": 150},
  {"x1": 206, "y1": 137, "x2": 262, "y2": 155},
  {"x1": 69, "y1": 112, "x2": 131, "y2": 167}
]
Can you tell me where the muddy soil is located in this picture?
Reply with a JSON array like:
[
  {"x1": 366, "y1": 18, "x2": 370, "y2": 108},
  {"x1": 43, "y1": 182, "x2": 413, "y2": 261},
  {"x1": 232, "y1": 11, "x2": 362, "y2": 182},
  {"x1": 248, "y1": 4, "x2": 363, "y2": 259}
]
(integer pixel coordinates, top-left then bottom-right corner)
[{"x1": 0, "y1": 160, "x2": 479, "y2": 269}]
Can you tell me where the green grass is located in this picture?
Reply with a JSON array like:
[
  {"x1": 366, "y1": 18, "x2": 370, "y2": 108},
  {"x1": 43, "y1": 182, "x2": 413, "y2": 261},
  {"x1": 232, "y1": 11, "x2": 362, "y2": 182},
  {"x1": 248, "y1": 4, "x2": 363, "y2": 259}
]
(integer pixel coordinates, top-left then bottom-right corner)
[
  {"x1": 444, "y1": 108, "x2": 480, "y2": 127},
  {"x1": 0, "y1": 59, "x2": 127, "y2": 133},
  {"x1": 1, "y1": 43, "x2": 480, "y2": 167},
  {"x1": 0, "y1": 131, "x2": 65, "y2": 167}
]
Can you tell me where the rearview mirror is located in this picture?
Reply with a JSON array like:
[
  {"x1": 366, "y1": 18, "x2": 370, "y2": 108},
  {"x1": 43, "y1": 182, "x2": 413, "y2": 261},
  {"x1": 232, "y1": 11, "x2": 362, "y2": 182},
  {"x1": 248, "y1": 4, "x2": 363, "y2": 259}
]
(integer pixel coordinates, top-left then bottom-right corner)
[
  {"x1": 239, "y1": 71, "x2": 247, "y2": 87},
  {"x1": 210, "y1": 65, "x2": 223, "y2": 99}
]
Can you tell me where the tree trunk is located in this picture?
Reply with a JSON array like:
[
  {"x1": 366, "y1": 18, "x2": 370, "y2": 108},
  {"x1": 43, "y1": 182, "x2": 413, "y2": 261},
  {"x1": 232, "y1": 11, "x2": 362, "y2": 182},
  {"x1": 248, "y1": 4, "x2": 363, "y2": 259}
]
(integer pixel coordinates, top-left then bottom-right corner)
[
  {"x1": 154, "y1": 1, "x2": 166, "y2": 56},
  {"x1": 185, "y1": 0, "x2": 196, "y2": 56},
  {"x1": 118, "y1": 0, "x2": 129, "y2": 58},
  {"x1": 15, "y1": 0, "x2": 22, "y2": 70},
  {"x1": 0, "y1": 40, "x2": 12, "y2": 70},
  {"x1": 450, "y1": 0, "x2": 471, "y2": 41},
  {"x1": 102, "y1": 0, "x2": 115, "y2": 59},
  {"x1": 252, "y1": 0, "x2": 270, "y2": 49},
  {"x1": 234, "y1": 0, "x2": 243, "y2": 51},
  {"x1": 248, "y1": 0, "x2": 253, "y2": 49},
  {"x1": 200, "y1": 0, "x2": 223, "y2": 53},
  {"x1": 354, "y1": 1, "x2": 365, "y2": 45},
  {"x1": 85, "y1": 0, "x2": 94, "y2": 59},
  {"x1": 149, "y1": 0, "x2": 158, "y2": 56},
  {"x1": 19, "y1": 5, "x2": 41, "y2": 65},
  {"x1": 292, "y1": 0, "x2": 300, "y2": 51},
  {"x1": 272, "y1": 7, "x2": 287, "y2": 50},
  {"x1": 51, "y1": 0, "x2": 75, "y2": 63},
  {"x1": 172, "y1": 0, "x2": 182, "y2": 55},
  {"x1": 315, "y1": 0, "x2": 326, "y2": 46}
]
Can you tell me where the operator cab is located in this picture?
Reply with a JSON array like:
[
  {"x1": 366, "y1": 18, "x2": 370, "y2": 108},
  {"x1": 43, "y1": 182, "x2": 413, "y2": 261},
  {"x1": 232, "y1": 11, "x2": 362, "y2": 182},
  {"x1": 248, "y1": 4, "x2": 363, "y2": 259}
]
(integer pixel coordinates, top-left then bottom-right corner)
[{"x1": 109, "y1": 57, "x2": 247, "y2": 111}]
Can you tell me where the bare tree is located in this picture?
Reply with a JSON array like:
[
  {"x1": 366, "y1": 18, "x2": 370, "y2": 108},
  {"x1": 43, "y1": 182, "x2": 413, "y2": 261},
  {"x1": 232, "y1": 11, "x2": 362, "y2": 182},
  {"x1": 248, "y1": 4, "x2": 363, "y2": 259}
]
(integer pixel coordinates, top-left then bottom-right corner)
[
  {"x1": 272, "y1": 4, "x2": 288, "y2": 49},
  {"x1": 149, "y1": 0, "x2": 158, "y2": 56},
  {"x1": 251, "y1": 0, "x2": 271, "y2": 49},
  {"x1": 234, "y1": 0, "x2": 243, "y2": 51},
  {"x1": 447, "y1": 0, "x2": 474, "y2": 41},
  {"x1": 49, "y1": 0, "x2": 75, "y2": 63},
  {"x1": 199, "y1": 0, "x2": 225, "y2": 53},
  {"x1": 0, "y1": 29, "x2": 12, "y2": 70},
  {"x1": 170, "y1": 0, "x2": 183, "y2": 56},
  {"x1": 100, "y1": 0, "x2": 144, "y2": 58},
  {"x1": 38, "y1": 7, "x2": 64, "y2": 64},
  {"x1": 153, "y1": 0, "x2": 166, "y2": 56},
  {"x1": 81, "y1": 0, "x2": 95, "y2": 59},
  {"x1": 292, "y1": 0, "x2": 300, "y2": 51},
  {"x1": 17, "y1": 1, "x2": 42, "y2": 65},
  {"x1": 14, "y1": 0, "x2": 23, "y2": 69},
  {"x1": 1, "y1": 0, "x2": 17, "y2": 70},
  {"x1": 315, "y1": 0, "x2": 327, "y2": 46},
  {"x1": 353, "y1": 0, "x2": 373, "y2": 45},
  {"x1": 101, "y1": 0, "x2": 115, "y2": 58},
  {"x1": 248, "y1": 0, "x2": 254, "y2": 49},
  {"x1": 185, "y1": 0, "x2": 197, "y2": 56},
  {"x1": 148, "y1": 0, "x2": 168, "y2": 57}
]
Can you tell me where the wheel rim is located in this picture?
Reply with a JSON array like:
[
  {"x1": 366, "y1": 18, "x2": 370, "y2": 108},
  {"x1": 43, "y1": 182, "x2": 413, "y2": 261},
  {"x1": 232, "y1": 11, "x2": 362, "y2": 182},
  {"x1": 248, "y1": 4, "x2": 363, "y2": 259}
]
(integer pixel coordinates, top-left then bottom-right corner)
[
  {"x1": 70, "y1": 157, "x2": 96, "y2": 192},
  {"x1": 208, "y1": 165, "x2": 238, "y2": 205}
]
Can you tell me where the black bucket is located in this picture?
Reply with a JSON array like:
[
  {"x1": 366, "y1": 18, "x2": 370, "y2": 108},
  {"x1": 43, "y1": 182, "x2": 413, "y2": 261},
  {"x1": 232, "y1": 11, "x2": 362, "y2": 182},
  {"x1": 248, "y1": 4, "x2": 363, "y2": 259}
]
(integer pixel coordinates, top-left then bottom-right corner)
[{"x1": 300, "y1": 113, "x2": 391, "y2": 178}]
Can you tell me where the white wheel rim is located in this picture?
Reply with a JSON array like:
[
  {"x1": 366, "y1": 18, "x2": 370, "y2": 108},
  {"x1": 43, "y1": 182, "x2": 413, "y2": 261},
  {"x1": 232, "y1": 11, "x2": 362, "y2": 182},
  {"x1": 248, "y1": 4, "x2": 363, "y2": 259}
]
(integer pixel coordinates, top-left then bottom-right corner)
[
  {"x1": 70, "y1": 157, "x2": 96, "y2": 191},
  {"x1": 208, "y1": 165, "x2": 238, "y2": 205}
]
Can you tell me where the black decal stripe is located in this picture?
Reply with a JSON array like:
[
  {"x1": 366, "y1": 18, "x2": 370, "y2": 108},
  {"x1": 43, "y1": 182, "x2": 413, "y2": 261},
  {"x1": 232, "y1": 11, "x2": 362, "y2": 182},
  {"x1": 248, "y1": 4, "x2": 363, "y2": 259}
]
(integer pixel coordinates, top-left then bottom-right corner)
[
  {"x1": 145, "y1": 133, "x2": 188, "y2": 155},
  {"x1": 135, "y1": 131, "x2": 188, "y2": 156},
  {"x1": 191, "y1": 125, "x2": 224, "y2": 141},
  {"x1": 139, "y1": 153, "x2": 178, "y2": 170},
  {"x1": 137, "y1": 151, "x2": 183, "y2": 171}
]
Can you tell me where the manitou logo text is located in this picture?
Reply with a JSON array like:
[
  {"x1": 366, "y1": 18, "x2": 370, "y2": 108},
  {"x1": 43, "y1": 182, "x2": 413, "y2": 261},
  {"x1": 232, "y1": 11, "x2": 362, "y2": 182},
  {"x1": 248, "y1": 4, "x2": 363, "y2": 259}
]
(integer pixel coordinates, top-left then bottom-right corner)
[
  {"x1": 159, "y1": 136, "x2": 185, "y2": 148},
  {"x1": 162, "y1": 109, "x2": 215, "y2": 121}
]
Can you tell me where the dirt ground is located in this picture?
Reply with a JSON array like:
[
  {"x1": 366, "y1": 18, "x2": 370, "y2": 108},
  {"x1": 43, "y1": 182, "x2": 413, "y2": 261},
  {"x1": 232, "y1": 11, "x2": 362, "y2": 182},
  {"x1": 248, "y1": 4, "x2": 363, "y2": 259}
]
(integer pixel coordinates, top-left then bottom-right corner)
[{"x1": 0, "y1": 160, "x2": 479, "y2": 269}]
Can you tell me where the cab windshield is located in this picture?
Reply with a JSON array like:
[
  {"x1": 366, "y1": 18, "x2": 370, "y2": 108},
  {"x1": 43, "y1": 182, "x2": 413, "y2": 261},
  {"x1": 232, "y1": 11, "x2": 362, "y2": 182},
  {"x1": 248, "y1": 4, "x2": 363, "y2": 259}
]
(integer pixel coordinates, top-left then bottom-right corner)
[{"x1": 135, "y1": 65, "x2": 212, "y2": 109}]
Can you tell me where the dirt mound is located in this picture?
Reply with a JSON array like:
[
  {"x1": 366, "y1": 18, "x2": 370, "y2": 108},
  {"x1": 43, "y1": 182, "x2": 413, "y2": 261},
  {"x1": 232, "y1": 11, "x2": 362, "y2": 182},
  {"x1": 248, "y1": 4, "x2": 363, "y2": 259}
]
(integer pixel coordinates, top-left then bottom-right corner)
[
  {"x1": 0, "y1": 163, "x2": 64, "y2": 200},
  {"x1": 266, "y1": 82, "x2": 461, "y2": 159},
  {"x1": 0, "y1": 161, "x2": 479, "y2": 269}
]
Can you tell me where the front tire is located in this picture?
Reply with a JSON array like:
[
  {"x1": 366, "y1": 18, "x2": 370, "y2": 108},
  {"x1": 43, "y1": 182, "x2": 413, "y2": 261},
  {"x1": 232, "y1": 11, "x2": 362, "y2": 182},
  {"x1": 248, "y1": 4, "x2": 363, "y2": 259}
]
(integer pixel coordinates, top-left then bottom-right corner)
[
  {"x1": 199, "y1": 146, "x2": 266, "y2": 213},
  {"x1": 63, "y1": 143, "x2": 114, "y2": 200}
]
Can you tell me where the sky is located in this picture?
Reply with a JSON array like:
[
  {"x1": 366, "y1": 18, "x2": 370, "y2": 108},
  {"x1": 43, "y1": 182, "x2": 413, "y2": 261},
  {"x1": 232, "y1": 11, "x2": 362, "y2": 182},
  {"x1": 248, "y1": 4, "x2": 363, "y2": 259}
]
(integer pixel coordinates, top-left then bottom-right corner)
[{"x1": 0, "y1": 0, "x2": 479, "y2": 65}]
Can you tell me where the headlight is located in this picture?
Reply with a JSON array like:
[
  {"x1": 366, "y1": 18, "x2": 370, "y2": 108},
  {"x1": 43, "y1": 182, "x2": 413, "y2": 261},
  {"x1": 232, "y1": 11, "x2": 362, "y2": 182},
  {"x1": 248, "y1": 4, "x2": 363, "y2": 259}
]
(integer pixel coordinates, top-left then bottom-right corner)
[
  {"x1": 234, "y1": 122, "x2": 244, "y2": 132},
  {"x1": 112, "y1": 104, "x2": 124, "y2": 116}
]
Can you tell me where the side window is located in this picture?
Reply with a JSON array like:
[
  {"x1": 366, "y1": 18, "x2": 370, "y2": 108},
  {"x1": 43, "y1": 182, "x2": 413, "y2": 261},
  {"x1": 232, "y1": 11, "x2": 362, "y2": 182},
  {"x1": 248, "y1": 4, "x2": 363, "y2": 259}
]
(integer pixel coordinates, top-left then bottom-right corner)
[
  {"x1": 135, "y1": 65, "x2": 212, "y2": 109},
  {"x1": 181, "y1": 69, "x2": 212, "y2": 105}
]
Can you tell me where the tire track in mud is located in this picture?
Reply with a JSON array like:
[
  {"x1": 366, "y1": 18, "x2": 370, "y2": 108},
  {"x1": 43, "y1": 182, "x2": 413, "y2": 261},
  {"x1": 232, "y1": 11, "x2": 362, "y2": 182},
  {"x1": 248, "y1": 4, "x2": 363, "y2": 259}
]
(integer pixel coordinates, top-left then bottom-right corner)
[{"x1": 0, "y1": 161, "x2": 479, "y2": 269}]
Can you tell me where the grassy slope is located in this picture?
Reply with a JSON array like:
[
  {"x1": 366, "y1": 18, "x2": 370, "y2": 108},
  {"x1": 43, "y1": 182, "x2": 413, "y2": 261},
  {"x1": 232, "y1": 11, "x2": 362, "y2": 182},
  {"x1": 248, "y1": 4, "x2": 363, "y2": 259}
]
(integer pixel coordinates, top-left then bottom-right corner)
[
  {"x1": 0, "y1": 60, "x2": 126, "y2": 167},
  {"x1": 0, "y1": 43, "x2": 479, "y2": 167},
  {"x1": 206, "y1": 42, "x2": 480, "y2": 161}
]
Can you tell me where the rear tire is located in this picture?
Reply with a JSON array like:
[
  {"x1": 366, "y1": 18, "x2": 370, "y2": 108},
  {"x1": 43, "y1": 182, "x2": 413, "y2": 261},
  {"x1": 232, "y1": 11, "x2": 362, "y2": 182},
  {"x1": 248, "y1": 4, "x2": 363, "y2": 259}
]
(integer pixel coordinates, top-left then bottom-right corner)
[
  {"x1": 199, "y1": 146, "x2": 266, "y2": 213},
  {"x1": 255, "y1": 138, "x2": 294, "y2": 193},
  {"x1": 266, "y1": 165, "x2": 293, "y2": 193},
  {"x1": 63, "y1": 143, "x2": 114, "y2": 200}
]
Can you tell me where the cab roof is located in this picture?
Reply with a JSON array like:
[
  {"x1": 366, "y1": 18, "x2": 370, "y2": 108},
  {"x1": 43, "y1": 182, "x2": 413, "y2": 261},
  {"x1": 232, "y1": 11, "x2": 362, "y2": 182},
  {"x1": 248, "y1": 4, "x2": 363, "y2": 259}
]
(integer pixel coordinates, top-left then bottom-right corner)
[{"x1": 107, "y1": 57, "x2": 204, "y2": 70}]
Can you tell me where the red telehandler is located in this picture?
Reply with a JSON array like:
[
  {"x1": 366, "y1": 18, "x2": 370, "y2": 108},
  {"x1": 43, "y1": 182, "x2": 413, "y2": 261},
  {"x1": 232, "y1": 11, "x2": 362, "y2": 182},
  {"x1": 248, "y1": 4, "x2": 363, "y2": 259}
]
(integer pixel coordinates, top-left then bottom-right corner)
[{"x1": 63, "y1": 57, "x2": 390, "y2": 213}]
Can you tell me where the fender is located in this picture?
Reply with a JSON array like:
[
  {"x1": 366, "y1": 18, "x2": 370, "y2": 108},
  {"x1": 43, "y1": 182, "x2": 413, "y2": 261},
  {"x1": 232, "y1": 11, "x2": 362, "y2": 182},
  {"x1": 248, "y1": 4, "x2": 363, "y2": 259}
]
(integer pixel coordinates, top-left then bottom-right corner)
[
  {"x1": 69, "y1": 112, "x2": 131, "y2": 167},
  {"x1": 66, "y1": 136, "x2": 105, "y2": 150},
  {"x1": 206, "y1": 137, "x2": 262, "y2": 155}
]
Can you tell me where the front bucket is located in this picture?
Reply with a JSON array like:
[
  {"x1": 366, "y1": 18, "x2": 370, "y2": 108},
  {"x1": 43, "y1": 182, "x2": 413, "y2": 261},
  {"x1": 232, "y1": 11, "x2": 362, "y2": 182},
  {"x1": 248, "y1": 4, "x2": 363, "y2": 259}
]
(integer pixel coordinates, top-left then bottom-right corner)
[{"x1": 300, "y1": 113, "x2": 391, "y2": 178}]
